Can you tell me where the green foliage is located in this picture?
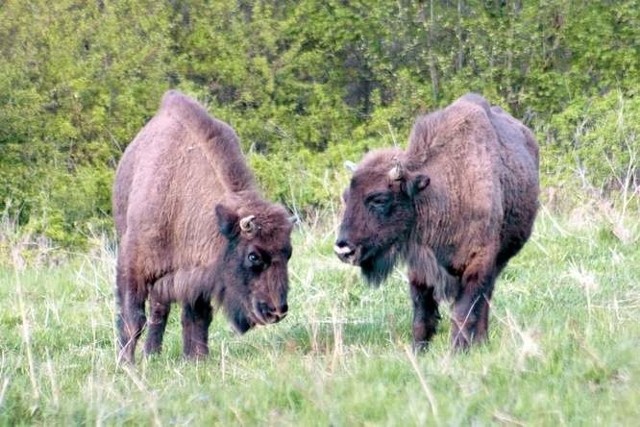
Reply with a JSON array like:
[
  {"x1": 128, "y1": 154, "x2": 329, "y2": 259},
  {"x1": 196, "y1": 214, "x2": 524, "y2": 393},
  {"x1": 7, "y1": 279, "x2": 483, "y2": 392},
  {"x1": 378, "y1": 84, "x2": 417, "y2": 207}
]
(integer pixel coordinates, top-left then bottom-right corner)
[
  {"x1": 0, "y1": 0, "x2": 638, "y2": 246},
  {"x1": 542, "y1": 91, "x2": 640, "y2": 194},
  {"x1": 0, "y1": 0, "x2": 174, "y2": 245},
  {"x1": 22, "y1": 165, "x2": 115, "y2": 248}
]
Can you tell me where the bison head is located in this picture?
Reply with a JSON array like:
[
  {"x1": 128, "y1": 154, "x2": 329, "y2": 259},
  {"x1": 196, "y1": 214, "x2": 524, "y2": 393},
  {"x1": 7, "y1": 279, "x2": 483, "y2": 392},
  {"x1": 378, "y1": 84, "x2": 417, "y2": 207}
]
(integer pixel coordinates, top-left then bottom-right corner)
[
  {"x1": 335, "y1": 148, "x2": 430, "y2": 285},
  {"x1": 215, "y1": 201, "x2": 294, "y2": 333}
]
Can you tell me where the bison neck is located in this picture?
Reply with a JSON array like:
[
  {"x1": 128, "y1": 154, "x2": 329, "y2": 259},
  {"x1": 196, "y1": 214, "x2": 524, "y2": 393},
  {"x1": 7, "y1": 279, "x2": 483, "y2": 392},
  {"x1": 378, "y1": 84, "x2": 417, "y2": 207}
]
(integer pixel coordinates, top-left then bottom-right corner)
[
  {"x1": 151, "y1": 263, "x2": 223, "y2": 305},
  {"x1": 411, "y1": 178, "x2": 456, "y2": 258},
  {"x1": 406, "y1": 182, "x2": 462, "y2": 301}
]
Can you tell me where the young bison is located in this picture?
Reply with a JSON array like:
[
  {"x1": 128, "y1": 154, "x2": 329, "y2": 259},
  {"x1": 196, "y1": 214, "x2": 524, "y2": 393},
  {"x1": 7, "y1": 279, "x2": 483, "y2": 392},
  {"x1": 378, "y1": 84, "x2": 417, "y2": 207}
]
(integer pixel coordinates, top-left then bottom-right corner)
[
  {"x1": 335, "y1": 93, "x2": 539, "y2": 351},
  {"x1": 113, "y1": 90, "x2": 294, "y2": 363}
]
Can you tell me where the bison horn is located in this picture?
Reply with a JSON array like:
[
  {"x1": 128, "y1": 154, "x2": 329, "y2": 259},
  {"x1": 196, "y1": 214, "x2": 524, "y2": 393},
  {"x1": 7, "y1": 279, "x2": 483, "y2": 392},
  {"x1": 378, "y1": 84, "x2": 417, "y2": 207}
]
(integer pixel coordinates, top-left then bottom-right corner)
[
  {"x1": 239, "y1": 215, "x2": 256, "y2": 232},
  {"x1": 388, "y1": 161, "x2": 403, "y2": 181},
  {"x1": 344, "y1": 160, "x2": 357, "y2": 173}
]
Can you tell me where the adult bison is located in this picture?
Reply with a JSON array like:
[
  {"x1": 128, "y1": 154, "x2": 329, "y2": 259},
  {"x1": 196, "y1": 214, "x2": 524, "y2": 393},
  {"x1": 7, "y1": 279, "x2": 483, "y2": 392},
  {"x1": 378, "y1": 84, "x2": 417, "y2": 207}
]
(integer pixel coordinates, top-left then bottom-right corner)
[
  {"x1": 113, "y1": 90, "x2": 294, "y2": 363},
  {"x1": 335, "y1": 93, "x2": 539, "y2": 351}
]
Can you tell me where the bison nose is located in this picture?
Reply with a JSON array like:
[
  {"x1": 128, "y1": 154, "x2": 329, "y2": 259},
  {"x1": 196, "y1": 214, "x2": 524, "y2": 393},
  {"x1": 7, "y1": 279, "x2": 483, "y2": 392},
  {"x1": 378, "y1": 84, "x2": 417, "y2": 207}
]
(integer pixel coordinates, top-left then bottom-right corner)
[
  {"x1": 276, "y1": 303, "x2": 288, "y2": 321},
  {"x1": 334, "y1": 239, "x2": 355, "y2": 262},
  {"x1": 257, "y1": 301, "x2": 287, "y2": 324},
  {"x1": 279, "y1": 303, "x2": 288, "y2": 316}
]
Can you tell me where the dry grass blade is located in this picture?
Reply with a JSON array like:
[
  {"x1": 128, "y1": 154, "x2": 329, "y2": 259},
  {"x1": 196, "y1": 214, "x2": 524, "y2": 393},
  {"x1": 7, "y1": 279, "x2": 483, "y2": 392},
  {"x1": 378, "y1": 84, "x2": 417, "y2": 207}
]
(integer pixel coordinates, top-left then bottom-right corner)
[
  {"x1": 15, "y1": 274, "x2": 39, "y2": 401},
  {"x1": 404, "y1": 346, "x2": 439, "y2": 423},
  {"x1": 121, "y1": 365, "x2": 162, "y2": 427},
  {"x1": 493, "y1": 410, "x2": 526, "y2": 426},
  {"x1": 0, "y1": 377, "x2": 9, "y2": 409}
]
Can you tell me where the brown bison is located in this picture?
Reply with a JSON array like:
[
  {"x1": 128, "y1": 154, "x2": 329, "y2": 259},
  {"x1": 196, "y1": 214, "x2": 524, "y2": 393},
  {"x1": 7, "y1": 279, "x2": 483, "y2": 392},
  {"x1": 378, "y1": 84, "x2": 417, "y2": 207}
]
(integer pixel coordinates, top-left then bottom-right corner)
[
  {"x1": 335, "y1": 93, "x2": 539, "y2": 351},
  {"x1": 113, "y1": 90, "x2": 294, "y2": 363}
]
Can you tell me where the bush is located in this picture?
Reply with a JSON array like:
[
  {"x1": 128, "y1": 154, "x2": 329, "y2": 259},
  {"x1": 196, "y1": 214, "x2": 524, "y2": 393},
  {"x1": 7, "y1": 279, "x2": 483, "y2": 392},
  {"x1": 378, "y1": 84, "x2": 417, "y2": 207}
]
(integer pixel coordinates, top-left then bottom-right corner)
[
  {"x1": 540, "y1": 91, "x2": 639, "y2": 195},
  {"x1": 1, "y1": 0, "x2": 638, "y2": 248}
]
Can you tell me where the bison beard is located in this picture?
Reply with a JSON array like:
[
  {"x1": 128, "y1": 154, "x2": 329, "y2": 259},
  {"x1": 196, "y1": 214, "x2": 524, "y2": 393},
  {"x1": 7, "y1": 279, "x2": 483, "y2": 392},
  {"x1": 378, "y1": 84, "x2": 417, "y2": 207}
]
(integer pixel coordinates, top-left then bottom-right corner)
[
  {"x1": 221, "y1": 290, "x2": 255, "y2": 334},
  {"x1": 360, "y1": 245, "x2": 402, "y2": 287},
  {"x1": 336, "y1": 218, "x2": 410, "y2": 287},
  {"x1": 335, "y1": 93, "x2": 539, "y2": 352}
]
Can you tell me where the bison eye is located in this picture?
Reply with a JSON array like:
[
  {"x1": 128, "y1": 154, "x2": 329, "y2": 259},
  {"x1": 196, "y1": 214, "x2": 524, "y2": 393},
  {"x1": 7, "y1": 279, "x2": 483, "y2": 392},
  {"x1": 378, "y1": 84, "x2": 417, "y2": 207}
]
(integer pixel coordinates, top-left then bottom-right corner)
[
  {"x1": 248, "y1": 252, "x2": 262, "y2": 266},
  {"x1": 365, "y1": 193, "x2": 391, "y2": 213}
]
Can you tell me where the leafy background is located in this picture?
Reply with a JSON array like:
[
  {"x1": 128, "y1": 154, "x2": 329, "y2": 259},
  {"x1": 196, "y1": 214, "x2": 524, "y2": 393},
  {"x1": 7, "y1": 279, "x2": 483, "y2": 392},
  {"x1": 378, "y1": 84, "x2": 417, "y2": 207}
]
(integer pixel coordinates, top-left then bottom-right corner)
[{"x1": 1, "y1": 0, "x2": 638, "y2": 247}]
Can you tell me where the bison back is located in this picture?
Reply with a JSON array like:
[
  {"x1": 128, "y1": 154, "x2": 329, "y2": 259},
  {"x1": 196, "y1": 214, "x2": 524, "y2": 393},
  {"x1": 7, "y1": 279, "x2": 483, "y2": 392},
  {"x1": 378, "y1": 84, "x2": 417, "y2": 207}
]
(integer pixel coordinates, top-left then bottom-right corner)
[{"x1": 113, "y1": 91, "x2": 257, "y2": 275}]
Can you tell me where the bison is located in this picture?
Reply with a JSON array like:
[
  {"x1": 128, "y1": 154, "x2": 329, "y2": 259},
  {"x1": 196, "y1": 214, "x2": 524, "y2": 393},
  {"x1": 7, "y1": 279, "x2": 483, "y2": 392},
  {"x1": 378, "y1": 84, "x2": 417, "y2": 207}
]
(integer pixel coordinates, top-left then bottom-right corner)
[
  {"x1": 113, "y1": 90, "x2": 294, "y2": 363},
  {"x1": 335, "y1": 93, "x2": 539, "y2": 351}
]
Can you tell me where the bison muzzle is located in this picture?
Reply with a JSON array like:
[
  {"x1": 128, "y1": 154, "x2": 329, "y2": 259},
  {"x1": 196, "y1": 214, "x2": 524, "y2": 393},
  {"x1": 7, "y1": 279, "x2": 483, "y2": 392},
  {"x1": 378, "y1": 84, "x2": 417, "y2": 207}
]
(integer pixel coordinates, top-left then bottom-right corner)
[{"x1": 335, "y1": 93, "x2": 539, "y2": 351}]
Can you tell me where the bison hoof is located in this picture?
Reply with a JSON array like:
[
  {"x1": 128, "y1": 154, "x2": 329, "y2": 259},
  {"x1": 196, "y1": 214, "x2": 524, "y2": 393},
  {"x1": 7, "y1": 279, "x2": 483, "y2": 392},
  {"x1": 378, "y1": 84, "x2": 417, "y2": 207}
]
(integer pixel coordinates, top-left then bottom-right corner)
[
  {"x1": 184, "y1": 351, "x2": 209, "y2": 361},
  {"x1": 451, "y1": 331, "x2": 487, "y2": 352},
  {"x1": 412, "y1": 340, "x2": 429, "y2": 353},
  {"x1": 117, "y1": 349, "x2": 136, "y2": 366}
]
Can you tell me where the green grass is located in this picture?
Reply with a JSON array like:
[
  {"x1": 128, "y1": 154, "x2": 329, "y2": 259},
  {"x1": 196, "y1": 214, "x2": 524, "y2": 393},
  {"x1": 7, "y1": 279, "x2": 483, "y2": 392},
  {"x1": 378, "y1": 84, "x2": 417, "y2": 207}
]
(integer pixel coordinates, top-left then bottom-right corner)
[{"x1": 1, "y1": 207, "x2": 639, "y2": 426}]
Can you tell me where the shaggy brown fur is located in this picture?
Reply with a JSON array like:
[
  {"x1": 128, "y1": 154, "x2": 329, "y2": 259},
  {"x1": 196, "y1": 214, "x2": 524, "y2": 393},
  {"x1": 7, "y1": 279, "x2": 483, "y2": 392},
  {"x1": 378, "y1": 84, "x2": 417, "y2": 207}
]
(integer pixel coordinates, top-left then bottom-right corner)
[
  {"x1": 335, "y1": 93, "x2": 539, "y2": 351},
  {"x1": 113, "y1": 90, "x2": 294, "y2": 363}
]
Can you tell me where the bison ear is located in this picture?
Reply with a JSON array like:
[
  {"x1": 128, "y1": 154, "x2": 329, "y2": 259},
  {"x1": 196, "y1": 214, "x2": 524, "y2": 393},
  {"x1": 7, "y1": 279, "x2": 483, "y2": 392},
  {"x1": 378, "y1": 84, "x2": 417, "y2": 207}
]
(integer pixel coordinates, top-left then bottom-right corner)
[
  {"x1": 215, "y1": 204, "x2": 239, "y2": 238},
  {"x1": 405, "y1": 174, "x2": 430, "y2": 198}
]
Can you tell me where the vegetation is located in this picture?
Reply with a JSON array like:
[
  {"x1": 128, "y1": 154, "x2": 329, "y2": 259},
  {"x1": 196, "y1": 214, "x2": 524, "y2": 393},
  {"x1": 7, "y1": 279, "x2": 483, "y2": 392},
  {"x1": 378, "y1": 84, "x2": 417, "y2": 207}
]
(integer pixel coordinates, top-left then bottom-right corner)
[
  {"x1": 1, "y1": 207, "x2": 639, "y2": 425},
  {"x1": 1, "y1": 0, "x2": 638, "y2": 247},
  {"x1": 1, "y1": 1, "x2": 639, "y2": 425}
]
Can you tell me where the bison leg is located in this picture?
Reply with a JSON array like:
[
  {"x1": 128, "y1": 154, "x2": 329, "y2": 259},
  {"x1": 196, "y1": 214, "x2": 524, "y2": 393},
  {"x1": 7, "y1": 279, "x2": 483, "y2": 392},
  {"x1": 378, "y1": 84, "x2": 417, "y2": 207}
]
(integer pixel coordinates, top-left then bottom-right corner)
[
  {"x1": 181, "y1": 297, "x2": 213, "y2": 359},
  {"x1": 144, "y1": 296, "x2": 171, "y2": 356},
  {"x1": 451, "y1": 265, "x2": 496, "y2": 350},
  {"x1": 409, "y1": 274, "x2": 441, "y2": 352},
  {"x1": 116, "y1": 264, "x2": 147, "y2": 364}
]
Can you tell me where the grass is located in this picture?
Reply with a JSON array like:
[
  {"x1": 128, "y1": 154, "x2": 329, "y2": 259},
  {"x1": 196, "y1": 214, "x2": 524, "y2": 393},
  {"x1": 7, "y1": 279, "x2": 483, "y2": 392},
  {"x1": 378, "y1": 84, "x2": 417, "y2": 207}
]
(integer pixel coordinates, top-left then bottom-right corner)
[{"x1": 1, "y1": 205, "x2": 639, "y2": 426}]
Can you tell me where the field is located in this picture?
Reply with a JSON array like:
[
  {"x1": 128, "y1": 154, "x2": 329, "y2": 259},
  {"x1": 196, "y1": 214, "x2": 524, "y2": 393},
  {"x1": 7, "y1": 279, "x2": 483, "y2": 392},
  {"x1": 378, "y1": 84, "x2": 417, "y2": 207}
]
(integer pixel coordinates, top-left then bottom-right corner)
[{"x1": 1, "y1": 205, "x2": 639, "y2": 426}]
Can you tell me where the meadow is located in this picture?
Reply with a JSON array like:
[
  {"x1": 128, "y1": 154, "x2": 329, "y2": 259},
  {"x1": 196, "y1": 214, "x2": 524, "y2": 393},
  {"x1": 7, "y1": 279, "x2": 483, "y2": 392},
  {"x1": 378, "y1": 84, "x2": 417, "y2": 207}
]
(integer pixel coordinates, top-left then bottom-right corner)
[{"x1": 1, "y1": 201, "x2": 638, "y2": 426}]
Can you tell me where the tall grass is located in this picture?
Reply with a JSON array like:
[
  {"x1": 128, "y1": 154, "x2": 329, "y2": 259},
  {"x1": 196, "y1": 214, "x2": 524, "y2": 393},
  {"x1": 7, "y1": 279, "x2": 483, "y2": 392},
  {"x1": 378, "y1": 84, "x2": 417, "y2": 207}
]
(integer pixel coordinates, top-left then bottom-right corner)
[{"x1": 0, "y1": 200, "x2": 638, "y2": 425}]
